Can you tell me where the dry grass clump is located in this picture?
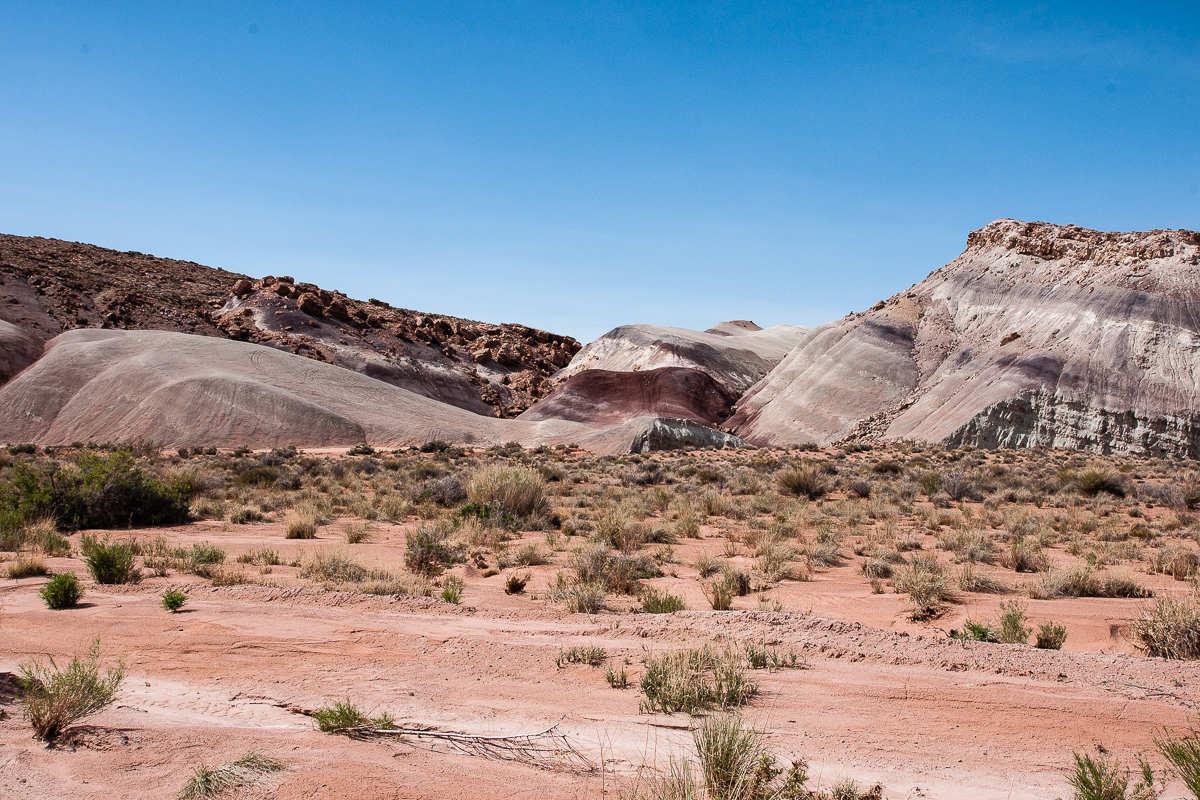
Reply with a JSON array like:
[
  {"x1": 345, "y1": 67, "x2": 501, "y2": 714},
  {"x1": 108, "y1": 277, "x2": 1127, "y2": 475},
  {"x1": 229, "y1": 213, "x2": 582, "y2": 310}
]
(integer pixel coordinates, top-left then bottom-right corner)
[
  {"x1": 466, "y1": 465, "x2": 548, "y2": 518},
  {"x1": 777, "y1": 462, "x2": 829, "y2": 499},
  {"x1": 638, "y1": 645, "x2": 757, "y2": 714},
  {"x1": 893, "y1": 554, "x2": 953, "y2": 614},
  {"x1": 1132, "y1": 595, "x2": 1200, "y2": 659},
  {"x1": 546, "y1": 573, "x2": 606, "y2": 613},
  {"x1": 6, "y1": 550, "x2": 48, "y2": 579},
  {"x1": 177, "y1": 751, "x2": 287, "y2": 800},
  {"x1": 1003, "y1": 535, "x2": 1049, "y2": 573},
  {"x1": 957, "y1": 562, "x2": 1008, "y2": 594},
  {"x1": 284, "y1": 506, "x2": 319, "y2": 539},
  {"x1": 1156, "y1": 543, "x2": 1200, "y2": 580},
  {"x1": 1027, "y1": 565, "x2": 1149, "y2": 600},
  {"x1": 301, "y1": 548, "x2": 372, "y2": 583}
]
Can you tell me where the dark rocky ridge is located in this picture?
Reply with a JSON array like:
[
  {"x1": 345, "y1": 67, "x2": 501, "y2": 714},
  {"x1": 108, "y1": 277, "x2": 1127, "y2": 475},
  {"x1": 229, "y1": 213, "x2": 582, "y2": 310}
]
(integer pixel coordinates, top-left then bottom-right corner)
[{"x1": 0, "y1": 233, "x2": 579, "y2": 417}]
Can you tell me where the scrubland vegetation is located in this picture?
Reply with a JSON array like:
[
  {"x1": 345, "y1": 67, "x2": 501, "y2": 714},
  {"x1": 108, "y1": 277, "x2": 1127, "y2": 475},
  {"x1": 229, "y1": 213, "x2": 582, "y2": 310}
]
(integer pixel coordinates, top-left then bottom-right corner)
[{"x1": 8, "y1": 436, "x2": 1200, "y2": 794}]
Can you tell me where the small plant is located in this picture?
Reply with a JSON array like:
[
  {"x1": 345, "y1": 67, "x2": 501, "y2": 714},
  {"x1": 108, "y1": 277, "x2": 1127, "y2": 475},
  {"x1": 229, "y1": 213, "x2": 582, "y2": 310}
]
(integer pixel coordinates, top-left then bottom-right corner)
[
  {"x1": 344, "y1": 522, "x2": 373, "y2": 544},
  {"x1": 86, "y1": 539, "x2": 142, "y2": 584},
  {"x1": 311, "y1": 698, "x2": 397, "y2": 738},
  {"x1": 557, "y1": 645, "x2": 607, "y2": 667},
  {"x1": 952, "y1": 620, "x2": 996, "y2": 642},
  {"x1": 893, "y1": 554, "x2": 952, "y2": 616},
  {"x1": 996, "y1": 600, "x2": 1030, "y2": 644},
  {"x1": 18, "y1": 638, "x2": 125, "y2": 742},
  {"x1": 605, "y1": 666, "x2": 630, "y2": 688},
  {"x1": 1156, "y1": 729, "x2": 1200, "y2": 799},
  {"x1": 440, "y1": 575, "x2": 464, "y2": 604},
  {"x1": 162, "y1": 588, "x2": 188, "y2": 613},
  {"x1": 347, "y1": 443, "x2": 376, "y2": 456},
  {"x1": 1036, "y1": 621, "x2": 1068, "y2": 650},
  {"x1": 640, "y1": 586, "x2": 685, "y2": 614},
  {"x1": 40, "y1": 572, "x2": 83, "y2": 609},
  {"x1": 704, "y1": 577, "x2": 734, "y2": 610},
  {"x1": 694, "y1": 550, "x2": 723, "y2": 578},
  {"x1": 504, "y1": 571, "x2": 529, "y2": 595},
  {"x1": 1064, "y1": 752, "x2": 1157, "y2": 800},
  {"x1": 177, "y1": 751, "x2": 287, "y2": 800},
  {"x1": 404, "y1": 524, "x2": 458, "y2": 576}
]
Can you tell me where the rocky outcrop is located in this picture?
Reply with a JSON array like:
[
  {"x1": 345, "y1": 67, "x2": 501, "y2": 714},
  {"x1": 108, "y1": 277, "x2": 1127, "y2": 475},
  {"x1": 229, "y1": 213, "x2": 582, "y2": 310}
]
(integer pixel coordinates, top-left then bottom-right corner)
[
  {"x1": 0, "y1": 329, "x2": 738, "y2": 454},
  {"x1": 557, "y1": 322, "x2": 811, "y2": 394},
  {"x1": 517, "y1": 366, "x2": 739, "y2": 427},
  {"x1": 0, "y1": 234, "x2": 579, "y2": 415},
  {"x1": 729, "y1": 219, "x2": 1200, "y2": 456}
]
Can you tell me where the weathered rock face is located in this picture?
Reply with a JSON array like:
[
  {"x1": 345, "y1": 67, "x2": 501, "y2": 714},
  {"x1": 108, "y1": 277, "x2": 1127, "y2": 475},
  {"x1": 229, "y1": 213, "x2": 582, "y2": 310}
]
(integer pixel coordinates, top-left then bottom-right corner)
[
  {"x1": 0, "y1": 234, "x2": 579, "y2": 416},
  {"x1": 728, "y1": 219, "x2": 1200, "y2": 457},
  {"x1": 518, "y1": 367, "x2": 739, "y2": 428},
  {"x1": 0, "y1": 329, "x2": 737, "y2": 454},
  {"x1": 558, "y1": 322, "x2": 811, "y2": 394}
]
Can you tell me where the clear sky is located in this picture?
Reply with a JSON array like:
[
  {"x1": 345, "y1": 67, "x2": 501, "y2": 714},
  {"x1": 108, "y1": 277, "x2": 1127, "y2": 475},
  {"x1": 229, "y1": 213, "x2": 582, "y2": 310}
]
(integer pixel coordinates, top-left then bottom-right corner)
[{"x1": 1, "y1": 2, "x2": 1198, "y2": 342}]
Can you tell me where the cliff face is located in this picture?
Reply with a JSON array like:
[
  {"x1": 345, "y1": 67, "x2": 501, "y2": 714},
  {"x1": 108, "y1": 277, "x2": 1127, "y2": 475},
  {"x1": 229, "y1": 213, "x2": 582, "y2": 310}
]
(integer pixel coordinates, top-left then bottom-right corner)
[
  {"x1": 0, "y1": 234, "x2": 579, "y2": 417},
  {"x1": 728, "y1": 219, "x2": 1200, "y2": 456}
]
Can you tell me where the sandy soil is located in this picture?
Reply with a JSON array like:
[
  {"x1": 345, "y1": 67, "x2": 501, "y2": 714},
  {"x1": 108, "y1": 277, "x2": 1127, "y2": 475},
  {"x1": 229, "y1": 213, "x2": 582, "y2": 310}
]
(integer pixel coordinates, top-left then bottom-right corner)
[{"x1": 2, "y1": 517, "x2": 1199, "y2": 800}]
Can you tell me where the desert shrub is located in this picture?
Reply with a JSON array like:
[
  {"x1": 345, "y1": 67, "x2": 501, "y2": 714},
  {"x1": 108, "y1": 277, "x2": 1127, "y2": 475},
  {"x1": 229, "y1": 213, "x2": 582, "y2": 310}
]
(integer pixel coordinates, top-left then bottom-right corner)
[
  {"x1": 546, "y1": 573, "x2": 606, "y2": 613},
  {"x1": 209, "y1": 566, "x2": 249, "y2": 586},
  {"x1": 567, "y1": 542, "x2": 658, "y2": 594},
  {"x1": 301, "y1": 549, "x2": 371, "y2": 583},
  {"x1": 1029, "y1": 566, "x2": 1149, "y2": 600},
  {"x1": 722, "y1": 566, "x2": 752, "y2": 596},
  {"x1": 18, "y1": 639, "x2": 125, "y2": 741},
  {"x1": 695, "y1": 551, "x2": 723, "y2": 578},
  {"x1": 1035, "y1": 621, "x2": 1068, "y2": 650},
  {"x1": 466, "y1": 465, "x2": 548, "y2": 518},
  {"x1": 1156, "y1": 544, "x2": 1200, "y2": 580},
  {"x1": 504, "y1": 571, "x2": 529, "y2": 594},
  {"x1": 952, "y1": 620, "x2": 996, "y2": 643},
  {"x1": 1064, "y1": 752, "x2": 1156, "y2": 800},
  {"x1": 2, "y1": 451, "x2": 192, "y2": 531},
  {"x1": 344, "y1": 522, "x2": 373, "y2": 544},
  {"x1": 1156, "y1": 729, "x2": 1200, "y2": 799},
  {"x1": 639, "y1": 646, "x2": 756, "y2": 714},
  {"x1": 347, "y1": 443, "x2": 375, "y2": 456},
  {"x1": 236, "y1": 466, "x2": 278, "y2": 487},
  {"x1": 162, "y1": 588, "x2": 188, "y2": 612},
  {"x1": 40, "y1": 572, "x2": 83, "y2": 609},
  {"x1": 893, "y1": 554, "x2": 952, "y2": 612},
  {"x1": 312, "y1": 698, "x2": 397, "y2": 738},
  {"x1": 404, "y1": 524, "x2": 458, "y2": 576},
  {"x1": 284, "y1": 507, "x2": 318, "y2": 539},
  {"x1": 705, "y1": 577, "x2": 734, "y2": 610},
  {"x1": 941, "y1": 528, "x2": 995, "y2": 564},
  {"x1": 177, "y1": 751, "x2": 287, "y2": 800},
  {"x1": 957, "y1": 563, "x2": 1007, "y2": 593},
  {"x1": 941, "y1": 469, "x2": 977, "y2": 502},
  {"x1": 6, "y1": 551, "x2": 48, "y2": 578},
  {"x1": 86, "y1": 540, "x2": 142, "y2": 584},
  {"x1": 1004, "y1": 535, "x2": 1049, "y2": 573},
  {"x1": 593, "y1": 503, "x2": 644, "y2": 551},
  {"x1": 1132, "y1": 596, "x2": 1200, "y2": 659},
  {"x1": 918, "y1": 471, "x2": 942, "y2": 496},
  {"x1": 777, "y1": 462, "x2": 828, "y2": 499},
  {"x1": 995, "y1": 600, "x2": 1030, "y2": 644},
  {"x1": 1076, "y1": 469, "x2": 1126, "y2": 498},
  {"x1": 844, "y1": 479, "x2": 873, "y2": 496},
  {"x1": 225, "y1": 503, "x2": 263, "y2": 524},
  {"x1": 641, "y1": 586, "x2": 686, "y2": 614},
  {"x1": 415, "y1": 476, "x2": 467, "y2": 506}
]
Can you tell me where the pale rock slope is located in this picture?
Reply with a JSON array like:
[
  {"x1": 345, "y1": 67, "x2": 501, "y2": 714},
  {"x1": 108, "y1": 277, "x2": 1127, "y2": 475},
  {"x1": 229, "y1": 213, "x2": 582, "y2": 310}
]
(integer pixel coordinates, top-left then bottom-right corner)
[
  {"x1": 558, "y1": 321, "x2": 811, "y2": 394},
  {"x1": 729, "y1": 219, "x2": 1200, "y2": 456},
  {"x1": 0, "y1": 329, "x2": 743, "y2": 453}
]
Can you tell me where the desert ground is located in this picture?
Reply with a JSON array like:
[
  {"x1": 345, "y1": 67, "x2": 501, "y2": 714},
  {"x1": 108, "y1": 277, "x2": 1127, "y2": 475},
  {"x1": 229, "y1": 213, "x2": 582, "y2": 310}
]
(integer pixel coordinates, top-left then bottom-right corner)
[{"x1": 3, "y1": 441, "x2": 1200, "y2": 799}]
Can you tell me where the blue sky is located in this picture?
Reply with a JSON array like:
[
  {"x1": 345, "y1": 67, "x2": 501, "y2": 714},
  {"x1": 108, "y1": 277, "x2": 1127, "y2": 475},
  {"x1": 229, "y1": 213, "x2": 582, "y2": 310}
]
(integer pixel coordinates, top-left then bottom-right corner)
[{"x1": 1, "y1": 2, "x2": 1198, "y2": 342}]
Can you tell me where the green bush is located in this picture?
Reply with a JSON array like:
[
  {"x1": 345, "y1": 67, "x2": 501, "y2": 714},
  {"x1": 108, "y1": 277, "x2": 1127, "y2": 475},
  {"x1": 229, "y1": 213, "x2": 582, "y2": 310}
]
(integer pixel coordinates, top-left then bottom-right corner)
[
  {"x1": 162, "y1": 588, "x2": 188, "y2": 613},
  {"x1": 641, "y1": 586, "x2": 686, "y2": 614},
  {"x1": 40, "y1": 573, "x2": 83, "y2": 609},
  {"x1": 0, "y1": 451, "x2": 192, "y2": 531},
  {"x1": 1065, "y1": 752, "x2": 1156, "y2": 800},
  {"x1": 312, "y1": 698, "x2": 397, "y2": 738},
  {"x1": 18, "y1": 639, "x2": 125, "y2": 741},
  {"x1": 996, "y1": 600, "x2": 1030, "y2": 645},
  {"x1": 440, "y1": 576, "x2": 464, "y2": 604},
  {"x1": 86, "y1": 540, "x2": 142, "y2": 584},
  {"x1": 1157, "y1": 729, "x2": 1200, "y2": 799},
  {"x1": 639, "y1": 646, "x2": 756, "y2": 714},
  {"x1": 1036, "y1": 621, "x2": 1068, "y2": 650},
  {"x1": 404, "y1": 525, "x2": 458, "y2": 576}
]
